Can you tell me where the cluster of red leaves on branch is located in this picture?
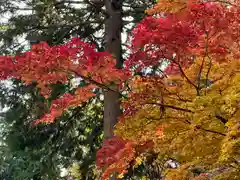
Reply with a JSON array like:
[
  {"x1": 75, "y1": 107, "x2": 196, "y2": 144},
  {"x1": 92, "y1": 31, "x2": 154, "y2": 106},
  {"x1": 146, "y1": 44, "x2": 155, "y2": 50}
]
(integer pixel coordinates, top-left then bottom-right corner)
[
  {"x1": 96, "y1": 136, "x2": 136, "y2": 179},
  {"x1": 34, "y1": 85, "x2": 96, "y2": 124},
  {"x1": 15, "y1": 38, "x2": 128, "y2": 97},
  {"x1": 96, "y1": 136, "x2": 154, "y2": 180},
  {"x1": 126, "y1": 1, "x2": 240, "y2": 74},
  {"x1": 0, "y1": 38, "x2": 129, "y2": 124}
]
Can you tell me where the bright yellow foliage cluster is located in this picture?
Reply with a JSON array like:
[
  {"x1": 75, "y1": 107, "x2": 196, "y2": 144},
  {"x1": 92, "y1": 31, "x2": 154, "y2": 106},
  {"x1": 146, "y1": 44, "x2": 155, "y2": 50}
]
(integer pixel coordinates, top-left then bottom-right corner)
[{"x1": 115, "y1": 56, "x2": 240, "y2": 179}]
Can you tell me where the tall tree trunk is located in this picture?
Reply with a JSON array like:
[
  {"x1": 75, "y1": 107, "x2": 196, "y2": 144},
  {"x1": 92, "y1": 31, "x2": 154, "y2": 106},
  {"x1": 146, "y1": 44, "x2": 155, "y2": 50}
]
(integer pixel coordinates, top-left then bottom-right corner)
[{"x1": 103, "y1": 0, "x2": 123, "y2": 140}]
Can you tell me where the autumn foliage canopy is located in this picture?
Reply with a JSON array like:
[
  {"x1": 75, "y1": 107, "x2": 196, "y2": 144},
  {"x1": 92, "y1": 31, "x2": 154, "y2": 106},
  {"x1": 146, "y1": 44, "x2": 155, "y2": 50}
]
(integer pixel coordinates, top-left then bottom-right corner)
[{"x1": 0, "y1": 0, "x2": 240, "y2": 179}]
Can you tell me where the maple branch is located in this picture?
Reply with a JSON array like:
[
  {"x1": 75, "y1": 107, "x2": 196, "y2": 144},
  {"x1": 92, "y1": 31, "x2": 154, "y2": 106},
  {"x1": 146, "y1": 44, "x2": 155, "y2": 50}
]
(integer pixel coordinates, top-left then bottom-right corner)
[
  {"x1": 196, "y1": 126, "x2": 226, "y2": 136},
  {"x1": 69, "y1": 69, "x2": 128, "y2": 98},
  {"x1": 68, "y1": 68, "x2": 114, "y2": 90},
  {"x1": 145, "y1": 102, "x2": 193, "y2": 113},
  {"x1": 197, "y1": 58, "x2": 206, "y2": 94},
  {"x1": 215, "y1": 115, "x2": 228, "y2": 124},
  {"x1": 164, "y1": 89, "x2": 192, "y2": 102},
  {"x1": 181, "y1": 114, "x2": 226, "y2": 136},
  {"x1": 197, "y1": 32, "x2": 209, "y2": 95},
  {"x1": 74, "y1": 72, "x2": 117, "y2": 92},
  {"x1": 143, "y1": 104, "x2": 226, "y2": 136},
  {"x1": 166, "y1": 116, "x2": 226, "y2": 136},
  {"x1": 204, "y1": 56, "x2": 213, "y2": 95},
  {"x1": 176, "y1": 61, "x2": 198, "y2": 89}
]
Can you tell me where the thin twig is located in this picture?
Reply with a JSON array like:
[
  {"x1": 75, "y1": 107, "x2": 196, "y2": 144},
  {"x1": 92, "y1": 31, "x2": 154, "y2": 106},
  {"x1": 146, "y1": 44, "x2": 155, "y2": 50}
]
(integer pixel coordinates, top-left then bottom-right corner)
[
  {"x1": 176, "y1": 61, "x2": 198, "y2": 89},
  {"x1": 70, "y1": 69, "x2": 128, "y2": 99},
  {"x1": 204, "y1": 56, "x2": 212, "y2": 95},
  {"x1": 197, "y1": 32, "x2": 209, "y2": 95}
]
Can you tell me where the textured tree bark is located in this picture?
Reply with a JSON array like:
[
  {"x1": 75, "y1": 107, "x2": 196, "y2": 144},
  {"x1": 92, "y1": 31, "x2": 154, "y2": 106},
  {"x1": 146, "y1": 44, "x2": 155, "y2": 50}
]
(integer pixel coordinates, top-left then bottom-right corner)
[{"x1": 103, "y1": 0, "x2": 123, "y2": 140}]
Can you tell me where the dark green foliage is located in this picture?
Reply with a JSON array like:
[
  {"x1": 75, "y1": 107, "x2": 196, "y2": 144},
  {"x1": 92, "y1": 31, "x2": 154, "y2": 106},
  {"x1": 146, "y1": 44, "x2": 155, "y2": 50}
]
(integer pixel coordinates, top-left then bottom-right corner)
[
  {"x1": 0, "y1": 0, "x2": 155, "y2": 53},
  {"x1": 0, "y1": 80, "x2": 104, "y2": 179}
]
